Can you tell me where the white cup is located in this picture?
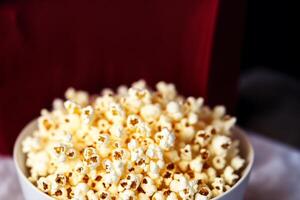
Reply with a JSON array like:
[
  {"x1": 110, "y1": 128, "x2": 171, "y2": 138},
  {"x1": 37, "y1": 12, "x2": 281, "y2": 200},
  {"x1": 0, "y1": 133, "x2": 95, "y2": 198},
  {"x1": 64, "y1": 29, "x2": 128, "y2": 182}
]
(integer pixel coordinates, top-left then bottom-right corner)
[{"x1": 14, "y1": 119, "x2": 254, "y2": 200}]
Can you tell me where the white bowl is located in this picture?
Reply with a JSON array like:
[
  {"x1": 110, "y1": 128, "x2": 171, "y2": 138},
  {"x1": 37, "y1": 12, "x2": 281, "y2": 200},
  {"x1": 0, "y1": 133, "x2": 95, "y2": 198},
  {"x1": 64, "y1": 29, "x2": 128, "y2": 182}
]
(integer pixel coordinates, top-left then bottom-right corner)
[{"x1": 14, "y1": 119, "x2": 254, "y2": 200}]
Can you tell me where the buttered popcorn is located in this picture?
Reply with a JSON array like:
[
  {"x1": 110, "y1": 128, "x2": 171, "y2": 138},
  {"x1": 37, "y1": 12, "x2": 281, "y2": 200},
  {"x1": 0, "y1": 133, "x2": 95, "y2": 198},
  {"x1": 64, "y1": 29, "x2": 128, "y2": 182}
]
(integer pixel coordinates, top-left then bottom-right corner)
[{"x1": 22, "y1": 80, "x2": 245, "y2": 200}]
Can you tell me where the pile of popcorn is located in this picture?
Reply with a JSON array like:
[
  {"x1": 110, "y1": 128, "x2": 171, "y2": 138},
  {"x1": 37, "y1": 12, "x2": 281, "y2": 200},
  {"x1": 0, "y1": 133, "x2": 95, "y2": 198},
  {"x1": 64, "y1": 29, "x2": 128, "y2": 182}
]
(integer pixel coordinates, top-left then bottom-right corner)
[{"x1": 22, "y1": 80, "x2": 245, "y2": 200}]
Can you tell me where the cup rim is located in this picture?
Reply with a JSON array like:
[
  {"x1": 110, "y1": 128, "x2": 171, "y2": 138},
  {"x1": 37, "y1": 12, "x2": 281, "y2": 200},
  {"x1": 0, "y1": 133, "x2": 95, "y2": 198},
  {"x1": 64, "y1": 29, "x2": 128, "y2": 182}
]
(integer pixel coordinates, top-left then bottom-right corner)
[{"x1": 14, "y1": 120, "x2": 254, "y2": 200}]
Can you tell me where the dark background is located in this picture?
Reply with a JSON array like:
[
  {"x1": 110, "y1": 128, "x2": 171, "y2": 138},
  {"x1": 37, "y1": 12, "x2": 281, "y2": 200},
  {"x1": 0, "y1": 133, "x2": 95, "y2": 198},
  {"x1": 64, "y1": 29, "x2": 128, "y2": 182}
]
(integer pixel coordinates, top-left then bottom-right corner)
[{"x1": 238, "y1": 0, "x2": 299, "y2": 147}]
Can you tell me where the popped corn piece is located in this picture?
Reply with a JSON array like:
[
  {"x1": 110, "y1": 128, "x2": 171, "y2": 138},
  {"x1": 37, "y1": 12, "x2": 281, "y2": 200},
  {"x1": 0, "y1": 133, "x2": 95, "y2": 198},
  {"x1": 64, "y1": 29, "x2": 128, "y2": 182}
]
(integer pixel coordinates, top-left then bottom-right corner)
[
  {"x1": 81, "y1": 105, "x2": 94, "y2": 125},
  {"x1": 188, "y1": 113, "x2": 198, "y2": 125},
  {"x1": 166, "y1": 101, "x2": 183, "y2": 120},
  {"x1": 98, "y1": 191, "x2": 111, "y2": 200},
  {"x1": 206, "y1": 167, "x2": 217, "y2": 183},
  {"x1": 117, "y1": 85, "x2": 128, "y2": 96},
  {"x1": 119, "y1": 189, "x2": 136, "y2": 200},
  {"x1": 184, "y1": 97, "x2": 204, "y2": 113},
  {"x1": 178, "y1": 160, "x2": 190, "y2": 172},
  {"x1": 212, "y1": 105, "x2": 226, "y2": 119},
  {"x1": 146, "y1": 144, "x2": 163, "y2": 160},
  {"x1": 37, "y1": 116, "x2": 55, "y2": 134},
  {"x1": 128, "y1": 139, "x2": 138, "y2": 150},
  {"x1": 22, "y1": 136, "x2": 41, "y2": 153},
  {"x1": 65, "y1": 87, "x2": 76, "y2": 100},
  {"x1": 37, "y1": 177, "x2": 51, "y2": 193},
  {"x1": 130, "y1": 148, "x2": 144, "y2": 162},
  {"x1": 164, "y1": 150, "x2": 180, "y2": 163},
  {"x1": 149, "y1": 161, "x2": 160, "y2": 179},
  {"x1": 52, "y1": 187, "x2": 68, "y2": 199},
  {"x1": 210, "y1": 135, "x2": 231, "y2": 156},
  {"x1": 55, "y1": 174, "x2": 67, "y2": 186},
  {"x1": 212, "y1": 156, "x2": 226, "y2": 170},
  {"x1": 166, "y1": 192, "x2": 178, "y2": 200},
  {"x1": 110, "y1": 124, "x2": 123, "y2": 138},
  {"x1": 27, "y1": 151, "x2": 49, "y2": 177},
  {"x1": 138, "y1": 193, "x2": 150, "y2": 200},
  {"x1": 119, "y1": 173, "x2": 141, "y2": 191},
  {"x1": 65, "y1": 88, "x2": 89, "y2": 106},
  {"x1": 194, "y1": 130, "x2": 212, "y2": 147},
  {"x1": 60, "y1": 114, "x2": 81, "y2": 132},
  {"x1": 97, "y1": 119, "x2": 111, "y2": 133},
  {"x1": 211, "y1": 177, "x2": 225, "y2": 197},
  {"x1": 180, "y1": 145, "x2": 192, "y2": 161},
  {"x1": 74, "y1": 183, "x2": 89, "y2": 197},
  {"x1": 199, "y1": 149, "x2": 210, "y2": 161},
  {"x1": 132, "y1": 79, "x2": 147, "y2": 89},
  {"x1": 156, "y1": 81, "x2": 177, "y2": 101},
  {"x1": 85, "y1": 154, "x2": 100, "y2": 169},
  {"x1": 170, "y1": 174, "x2": 188, "y2": 192},
  {"x1": 231, "y1": 156, "x2": 245, "y2": 171},
  {"x1": 195, "y1": 186, "x2": 212, "y2": 200},
  {"x1": 141, "y1": 104, "x2": 161, "y2": 122},
  {"x1": 106, "y1": 103, "x2": 126, "y2": 123},
  {"x1": 87, "y1": 190, "x2": 98, "y2": 200},
  {"x1": 152, "y1": 191, "x2": 165, "y2": 200},
  {"x1": 223, "y1": 166, "x2": 239, "y2": 185},
  {"x1": 66, "y1": 148, "x2": 77, "y2": 160},
  {"x1": 157, "y1": 115, "x2": 172, "y2": 130},
  {"x1": 141, "y1": 177, "x2": 157, "y2": 196},
  {"x1": 190, "y1": 156, "x2": 203, "y2": 173},
  {"x1": 127, "y1": 114, "x2": 142, "y2": 129},
  {"x1": 64, "y1": 100, "x2": 81, "y2": 115},
  {"x1": 155, "y1": 128, "x2": 175, "y2": 150},
  {"x1": 52, "y1": 98, "x2": 64, "y2": 111}
]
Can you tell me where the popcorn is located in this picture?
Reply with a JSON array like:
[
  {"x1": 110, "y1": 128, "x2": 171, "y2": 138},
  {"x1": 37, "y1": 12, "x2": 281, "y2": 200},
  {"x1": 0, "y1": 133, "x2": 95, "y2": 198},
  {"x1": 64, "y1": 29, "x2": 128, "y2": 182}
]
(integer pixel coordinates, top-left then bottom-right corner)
[
  {"x1": 223, "y1": 166, "x2": 239, "y2": 185},
  {"x1": 65, "y1": 88, "x2": 89, "y2": 106},
  {"x1": 64, "y1": 100, "x2": 81, "y2": 115},
  {"x1": 87, "y1": 190, "x2": 98, "y2": 200},
  {"x1": 188, "y1": 112, "x2": 198, "y2": 125},
  {"x1": 141, "y1": 177, "x2": 157, "y2": 196},
  {"x1": 110, "y1": 124, "x2": 123, "y2": 138},
  {"x1": 180, "y1": 145, "x2": 192, "y2": 160},
  {"x1": 81, "y1": 105, "x2": 94, "y2": 125},
  {"x1": 119, "y1": 189, "x2": 136, "y2": 200},
  {"x1": 211, "y1": 177, "x2": 225, "y2": 197},
  {"x1": 190, "y1": 156, "x2": 203, "y2": 173},
  {"x1": 106, "y1": 103, "x2": 125, "y2": 123},
  {"x1": 210, "y1": 135, "x2": 231, "y2": 156},
  {"x1": 155, "y1": 128, "x2": 175, "y2": 150},
  {"x1": 195, "y1": 186, "x2": 212, "y2": 200},
  {"x1": 141, "y1": 104, "x2": 161, "y2": 122},
  {"x1": 74, "y1": 183, "x2": 89, "y2": 198},
  {"x1": 149, "y1": 160, "x2": 160, "y2": 179},
  {"x1": 37, "y1": 177, "x2": 51, "y2": 193},
  {"x1": 22, "y1": 81, "x2": 246, "y2": 200},
  {"x1": 22, "y1": 136, "x2": 41, "y2": 153},
  {"x1": 152, "y1": 191, "x2": 165, "y2": 200},
  {"x1": 156, "y1": 81, "x2": 177, "y2": 101},
  {"x1": 184, "y1": 97, "x2": 204, "y2": 113},
  {"x1": 166, "y1": 192, "x2": 178, "y2": 200},
  {"x1": 126, "y1": 114, "x2": 142, "y2": 129},
  {"x1": 166, "y1": 101, "x2": 183, "y2": 120},
  {"x1": 231, "y1": 156, "x2": 245, "y2": 171},
  {"x1": 170, "y1": 174, "x2": 188, "y2": 192},
  {"x1": 212, "y1": 156, "x2": 226, "y2": 170}
]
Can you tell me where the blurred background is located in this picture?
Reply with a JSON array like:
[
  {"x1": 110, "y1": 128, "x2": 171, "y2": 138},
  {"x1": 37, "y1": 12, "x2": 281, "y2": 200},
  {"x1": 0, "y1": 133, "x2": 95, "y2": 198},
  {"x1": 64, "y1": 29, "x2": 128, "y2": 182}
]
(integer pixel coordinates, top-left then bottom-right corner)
[
  {"x1": 0, "y1": 0, "x2": 297, "y2": 154},
  {"x1": 237, "y1": 0, "x2": 297, "y2": 147}
]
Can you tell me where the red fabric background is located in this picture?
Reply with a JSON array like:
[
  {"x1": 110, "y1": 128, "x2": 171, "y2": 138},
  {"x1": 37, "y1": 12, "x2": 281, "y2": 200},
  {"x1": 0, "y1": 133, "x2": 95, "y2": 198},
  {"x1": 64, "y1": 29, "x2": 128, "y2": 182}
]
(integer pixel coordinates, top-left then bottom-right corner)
[{"x1": 0, "y1": 0, "x2": 244, "y2": 155}]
